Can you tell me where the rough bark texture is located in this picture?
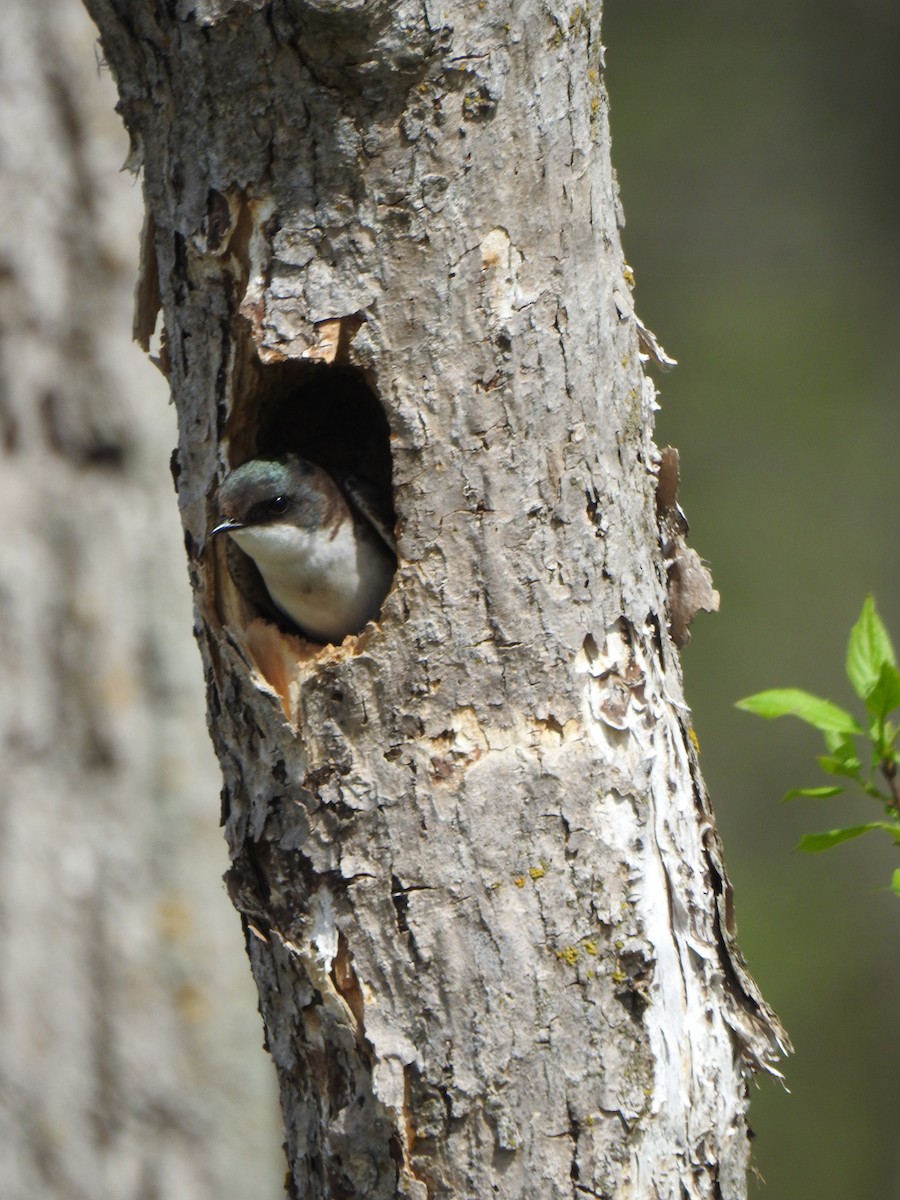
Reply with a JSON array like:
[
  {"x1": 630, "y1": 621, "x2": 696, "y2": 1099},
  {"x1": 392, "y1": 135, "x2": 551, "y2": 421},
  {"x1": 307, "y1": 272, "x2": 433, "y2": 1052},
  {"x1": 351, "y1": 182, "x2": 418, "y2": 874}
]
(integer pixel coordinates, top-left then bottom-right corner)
[
  {"x1": 84, "y1": 2, "x2": 787, "y2": 1197},
  {"x1": 0, "y1": 2, "x2": 282, "y2": 1197}
]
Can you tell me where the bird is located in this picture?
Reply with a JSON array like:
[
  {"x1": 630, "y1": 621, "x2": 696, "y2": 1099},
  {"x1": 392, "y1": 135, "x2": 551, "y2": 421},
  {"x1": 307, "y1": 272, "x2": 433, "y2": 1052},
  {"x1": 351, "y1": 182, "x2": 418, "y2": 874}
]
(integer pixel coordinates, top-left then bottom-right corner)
[{"x1": 212, "y1": 455, "x2": 396, "y2": 644}]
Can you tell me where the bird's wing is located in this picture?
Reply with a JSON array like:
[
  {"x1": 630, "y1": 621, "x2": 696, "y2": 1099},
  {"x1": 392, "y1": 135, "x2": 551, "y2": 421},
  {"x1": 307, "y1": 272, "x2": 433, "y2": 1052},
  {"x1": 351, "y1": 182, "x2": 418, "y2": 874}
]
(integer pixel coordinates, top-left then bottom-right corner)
[{"x1": 339, "y1": 473, "x2": 398, "y2": 555}]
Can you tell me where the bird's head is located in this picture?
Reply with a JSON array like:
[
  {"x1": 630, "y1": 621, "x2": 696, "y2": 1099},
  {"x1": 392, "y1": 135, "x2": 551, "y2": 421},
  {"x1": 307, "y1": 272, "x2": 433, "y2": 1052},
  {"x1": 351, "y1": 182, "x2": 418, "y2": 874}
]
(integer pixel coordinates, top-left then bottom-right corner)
[
  {"x1": 214, "y1": 456, "x2": 339, "y2": 530},
  {"x1": 213, "y1": 457, "x2": 344, "y2": 562}
]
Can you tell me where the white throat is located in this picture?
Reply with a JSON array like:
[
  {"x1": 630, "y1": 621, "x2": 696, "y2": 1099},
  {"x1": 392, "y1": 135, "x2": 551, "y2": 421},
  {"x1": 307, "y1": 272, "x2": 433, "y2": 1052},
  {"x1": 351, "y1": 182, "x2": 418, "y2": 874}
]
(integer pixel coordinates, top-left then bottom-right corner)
[{"x1": 229, "y1": 519, "x2": 393, "y2": 642}]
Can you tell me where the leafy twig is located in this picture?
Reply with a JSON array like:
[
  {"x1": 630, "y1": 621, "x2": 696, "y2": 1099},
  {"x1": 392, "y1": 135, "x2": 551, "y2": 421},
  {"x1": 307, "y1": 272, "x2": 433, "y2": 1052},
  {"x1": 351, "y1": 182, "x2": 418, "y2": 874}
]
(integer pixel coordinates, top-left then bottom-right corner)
[{"x1": 737, "y1": 596, "x2": 900, "y2": 897}]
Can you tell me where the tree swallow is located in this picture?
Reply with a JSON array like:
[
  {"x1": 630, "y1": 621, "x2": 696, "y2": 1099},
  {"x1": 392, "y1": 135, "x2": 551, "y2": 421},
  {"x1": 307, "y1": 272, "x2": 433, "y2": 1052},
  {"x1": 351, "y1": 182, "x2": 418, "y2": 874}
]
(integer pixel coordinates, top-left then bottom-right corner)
[{"x1": 213, "y1": 456, "x2": 396, "y2": 644}]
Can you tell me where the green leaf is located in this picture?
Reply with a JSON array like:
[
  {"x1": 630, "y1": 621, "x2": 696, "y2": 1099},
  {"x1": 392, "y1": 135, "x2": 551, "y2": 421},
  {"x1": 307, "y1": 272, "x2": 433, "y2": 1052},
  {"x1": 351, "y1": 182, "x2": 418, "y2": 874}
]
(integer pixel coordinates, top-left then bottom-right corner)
[
  {"x1": 861, "y1": 781, "x2": 891, "y2": 804},
  {"x1": 891, "y1": 869, "x2": 900, "y2": 897},
  {"x1": 817, "y1": 757, "x2": 861, "y2": 780},
  {"x1": 864, "y1": 660, "x2": 900, "y2": 721},
  {"x1": 817, "y1": 738, "x2": 862, "y2": 778},
  {"x1": 817, "y1": 760, "x2": 858, "y2": 781},
  {"x1": 797, "y1": 821, "x2": 900, "y2": 853},
  {"x1": 736, "y1": 688, "x2": 862, "y2": 736},
  {"x1": 822, "y1": 728, "x2": 855, "y2": 754},
  {"x1": 783, "y1": 785, "x2": 845, "y2": 801},
  {"x1": 846, "y1": 596, "x2": 896, "y2": 701}
]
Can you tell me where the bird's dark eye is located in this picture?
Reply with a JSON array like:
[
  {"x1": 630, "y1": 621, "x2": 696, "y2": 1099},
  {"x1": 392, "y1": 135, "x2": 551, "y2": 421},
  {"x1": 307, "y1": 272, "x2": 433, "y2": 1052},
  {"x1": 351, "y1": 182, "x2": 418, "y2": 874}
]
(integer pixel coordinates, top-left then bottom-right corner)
[{"x1": 269, "y1": 496, "x2": 289, "y2": 515}]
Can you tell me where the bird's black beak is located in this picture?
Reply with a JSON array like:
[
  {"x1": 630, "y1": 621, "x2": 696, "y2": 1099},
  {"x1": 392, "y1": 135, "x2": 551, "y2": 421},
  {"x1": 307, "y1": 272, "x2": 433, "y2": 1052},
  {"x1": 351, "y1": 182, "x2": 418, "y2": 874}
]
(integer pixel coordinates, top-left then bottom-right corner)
[{"x1": 211, "y1": 519, "x2": 244, "y2": 535}]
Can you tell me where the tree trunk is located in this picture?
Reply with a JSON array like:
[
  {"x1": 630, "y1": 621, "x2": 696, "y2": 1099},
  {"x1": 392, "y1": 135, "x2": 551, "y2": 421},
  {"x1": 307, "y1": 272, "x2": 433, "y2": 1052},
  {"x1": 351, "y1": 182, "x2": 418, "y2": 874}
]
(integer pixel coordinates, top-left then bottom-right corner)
[
  {"x1": 0, "y1": 2, "x2": 282, "y2": 1197},
  {"x1": 84, "y1": 2, "x2": 787, "y2": 1197}
]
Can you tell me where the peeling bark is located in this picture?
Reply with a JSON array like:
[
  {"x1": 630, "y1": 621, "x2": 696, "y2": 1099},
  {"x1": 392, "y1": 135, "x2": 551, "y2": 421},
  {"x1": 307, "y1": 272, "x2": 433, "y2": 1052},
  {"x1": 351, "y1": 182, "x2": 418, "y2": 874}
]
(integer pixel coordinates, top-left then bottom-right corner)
[{"x1": 84, "y1": 2, "x2": 788, "y2": 1196}]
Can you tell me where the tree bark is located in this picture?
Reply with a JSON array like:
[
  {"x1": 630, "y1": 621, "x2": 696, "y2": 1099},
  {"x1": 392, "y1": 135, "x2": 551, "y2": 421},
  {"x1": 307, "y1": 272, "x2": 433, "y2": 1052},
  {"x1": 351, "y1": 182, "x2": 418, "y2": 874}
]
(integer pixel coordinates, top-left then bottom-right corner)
[
  {"x1": 84, "y1": 2, "x2": 788, "y2": 1197},
  {"x1": 0, "y1": 2, "x2": 282, "y2": 1197}
]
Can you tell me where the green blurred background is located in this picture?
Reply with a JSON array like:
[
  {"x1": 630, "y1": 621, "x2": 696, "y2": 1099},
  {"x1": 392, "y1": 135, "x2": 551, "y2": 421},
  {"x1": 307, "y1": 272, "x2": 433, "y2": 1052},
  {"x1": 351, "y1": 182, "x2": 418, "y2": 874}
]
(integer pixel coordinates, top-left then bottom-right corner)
[{"x1": 604, "y1": 1, "x2": 900, "y2": 1195}]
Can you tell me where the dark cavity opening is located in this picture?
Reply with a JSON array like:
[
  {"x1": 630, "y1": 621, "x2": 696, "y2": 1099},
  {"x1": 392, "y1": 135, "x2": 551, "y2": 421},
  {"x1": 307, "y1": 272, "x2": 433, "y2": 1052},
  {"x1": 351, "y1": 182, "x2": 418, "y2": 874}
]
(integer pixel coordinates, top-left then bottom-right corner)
[
  {"x1": 228, "y1": 359, "x2": 393, "y2": 503},
  {"x1": 219, "y1": 360, "x2": 397, "y2": 642}
]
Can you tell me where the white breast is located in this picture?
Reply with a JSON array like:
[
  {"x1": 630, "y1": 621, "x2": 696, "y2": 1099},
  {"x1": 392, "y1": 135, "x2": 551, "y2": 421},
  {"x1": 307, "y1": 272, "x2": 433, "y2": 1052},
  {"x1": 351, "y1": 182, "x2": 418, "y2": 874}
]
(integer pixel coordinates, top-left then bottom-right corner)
[{"x1": 229, "y1": 520, "x2": 394, "y2": 642}]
